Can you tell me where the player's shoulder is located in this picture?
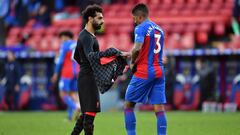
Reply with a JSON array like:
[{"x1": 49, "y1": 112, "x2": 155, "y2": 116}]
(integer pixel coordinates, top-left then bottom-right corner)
[
  {"x1": 78, "y1": 29, "x2": 93, "y2": 41},
  {"x1": 151, "y1": 21, "x2": 164, "y2": 34},
  {"x1": 135, "y1": 23, "x2": 148, "y2": 34},
  {"x1": 79, "y1": 29, "x2": 88, "y2": 38},
  {"x1": 136, "y1": 20, "x2": 149, "y2": 29},
  {"x1": 136, "y1": 20, "x2": 156, "y2": 31}
]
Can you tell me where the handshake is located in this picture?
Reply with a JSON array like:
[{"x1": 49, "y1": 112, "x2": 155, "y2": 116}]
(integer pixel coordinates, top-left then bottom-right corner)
[
  {"x1": 120, "y1": 51, "x2": 131, "y2": 58},
  {"x1": 120, "y1": 51, "x2": 137, "y2": 74}
]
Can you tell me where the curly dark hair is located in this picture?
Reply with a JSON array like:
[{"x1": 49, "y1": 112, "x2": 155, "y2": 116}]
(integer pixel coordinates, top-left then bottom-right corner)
[{"x1": 82, "y1": 4, "x2": 103, "y2": 22}]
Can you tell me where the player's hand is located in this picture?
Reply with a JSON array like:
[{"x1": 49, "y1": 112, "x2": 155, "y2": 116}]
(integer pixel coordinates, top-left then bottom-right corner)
[
  {"x1": 120, "y1": 52, "x2": 131, "y2": 58},
  {"x1": 130, "y1": 63, "x2": 137, "y2": 74},
  {"x1": 130, "y1": 63, "x2": 135, "y2": 69},
  {"x1": 51, "y1": 73, "x2": 58, "y2": 83},
  {"x1": 162, "y1": 56, "x2": 168, "y2": 64}
]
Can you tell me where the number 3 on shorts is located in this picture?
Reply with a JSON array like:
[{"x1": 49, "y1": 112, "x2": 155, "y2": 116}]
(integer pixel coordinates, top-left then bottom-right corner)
[{"x1": 154, "y1": 34, "x2": 161, "y2": 54}]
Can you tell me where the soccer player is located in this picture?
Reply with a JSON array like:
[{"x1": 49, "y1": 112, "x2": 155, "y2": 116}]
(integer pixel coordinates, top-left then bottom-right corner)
[
  {"x1": 70, "y1": 5, "x2": 104, "y2": 135},
  {"x1": 124, "y1": 3, "x2": 167, "y2": 135},
  {"x1": 71, "y1": 4, "x2": 129, "y2": 135},
  {"x1": 51, "y1": 31, "x2": 79, "y2": 121}
]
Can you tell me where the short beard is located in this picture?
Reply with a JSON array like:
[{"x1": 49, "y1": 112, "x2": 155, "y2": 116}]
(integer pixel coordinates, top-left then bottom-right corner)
[{"x1": 92, "y1": 21, "x2": 102, "y2": 31}]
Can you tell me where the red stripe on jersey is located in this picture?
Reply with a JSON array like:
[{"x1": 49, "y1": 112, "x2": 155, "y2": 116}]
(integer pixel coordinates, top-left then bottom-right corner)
[
  {"x1": 153, "y1": 30, "x2": 162, "y2": 78},
  {"x1": 62, "y1": 51, "x2": 74, "y2": 78},
  {"x1": 134, "y1": 36, "x2": 150, "y2": 79},
  {"x1": 153, "y1": 54, "x2": 162, "y2": 78}
]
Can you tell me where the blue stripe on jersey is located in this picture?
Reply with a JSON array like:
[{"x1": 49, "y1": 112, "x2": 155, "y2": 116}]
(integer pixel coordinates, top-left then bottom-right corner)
[
  {"x1": 135, "y1": 19, "x2": 164, "y2": 78},
  {"x1": 54, "y1": 40, "x2": 77, "y2": 74}
]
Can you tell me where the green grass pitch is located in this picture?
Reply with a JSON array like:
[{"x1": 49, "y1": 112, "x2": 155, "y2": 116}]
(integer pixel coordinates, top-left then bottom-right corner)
[{"x1": 0, "y1": 111, "x2": 239, "y2": 135}]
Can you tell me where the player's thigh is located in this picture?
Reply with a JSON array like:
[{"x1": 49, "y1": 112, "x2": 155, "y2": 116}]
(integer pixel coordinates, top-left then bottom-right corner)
[
  {"x1": 78, "y1": 75, "x2": 100, "y2": 112},
  {"x1": 70, "y1": 77, "x2": 78, "y2": 92},
  {"x1": 59, "y1": 78, "x2": 71, "y2": 93},
  {"x1": 125, "y1": 76, "x2": 154, "y2": 103},
  {"x1": 149, "y1": 77, "x2": 166, "y2": 104}
]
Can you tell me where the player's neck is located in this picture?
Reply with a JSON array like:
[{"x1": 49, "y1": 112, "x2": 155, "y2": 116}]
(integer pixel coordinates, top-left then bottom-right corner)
[
  {"x1": 85, "y1": 24, "x2": 95, "y2": 36},
  {"x1": 141, "y1": 18, "x2": 148, "y2": 23}
]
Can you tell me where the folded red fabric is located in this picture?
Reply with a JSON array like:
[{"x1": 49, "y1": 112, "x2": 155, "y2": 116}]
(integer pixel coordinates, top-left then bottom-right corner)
[{"x1": 100, "y1": 56, "x2": 117, "y2": 65}]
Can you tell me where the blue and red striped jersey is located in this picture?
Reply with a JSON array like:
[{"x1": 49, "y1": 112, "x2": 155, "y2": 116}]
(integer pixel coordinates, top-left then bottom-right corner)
[
  {"x1": 134, "y1": 19, "x2": 164, "y2": 79},
  {"x1": 55, "y1": 40, "x2": 79, "y2": 78}
]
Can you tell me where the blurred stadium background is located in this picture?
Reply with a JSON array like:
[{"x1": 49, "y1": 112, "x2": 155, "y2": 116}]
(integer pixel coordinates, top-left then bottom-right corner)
[{"x1": 0, "y1": 0, "x2": 240, "y2": 134}]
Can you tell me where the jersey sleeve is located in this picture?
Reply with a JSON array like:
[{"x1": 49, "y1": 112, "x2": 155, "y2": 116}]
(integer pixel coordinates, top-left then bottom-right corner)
[
  {"x1": 82, "y1": 35, "x2": 94, "y2": 59},
  {"x1": 74, "y1": 39, "x2": 81, "y2": 64},
  {"x1": 134, "y1": 26, "x2": 145, "y2": 44},
  {"x1": 54, "y1": 43, "x2": 67, "y2": 74}
]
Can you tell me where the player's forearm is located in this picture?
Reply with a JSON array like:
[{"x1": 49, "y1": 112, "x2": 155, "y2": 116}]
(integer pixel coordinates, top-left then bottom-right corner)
[
  {"x1": 131, "y1": 49, "x2": 139, "y2": 64},
  {"x1": 131, "y1": 42, "x2": 143, "y2": 64}
]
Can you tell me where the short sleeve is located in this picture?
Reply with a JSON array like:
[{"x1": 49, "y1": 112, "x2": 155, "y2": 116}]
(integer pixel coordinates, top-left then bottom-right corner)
[
  {"x1": 83, "y1": 36, "x2": 93, "y2": 55},
  {"x1": 134, "y1": 26, "x2": 145, "y2": 44}
]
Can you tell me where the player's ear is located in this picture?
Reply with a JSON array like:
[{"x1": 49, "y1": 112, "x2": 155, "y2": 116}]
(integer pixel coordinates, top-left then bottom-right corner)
[
  {"x1": 88, "y1": 16, "x2": 93, "y2": 23},
  {"x1": 139, "y1": 16, "x2": 144, "y2": 21}
]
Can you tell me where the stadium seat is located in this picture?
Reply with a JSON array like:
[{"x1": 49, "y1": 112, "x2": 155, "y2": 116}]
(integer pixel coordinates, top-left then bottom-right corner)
[
  {"x1": 169, "y1": 8, "x2": 179, "y2": 16},
  {"x1": 6, "y1": 37, "x2": 19, "y2": 47},
  {"x1": 185, "y1": 23, "x2": 197, "y2": 32},
  {"x1": 194, "y1": 9, "x2": 206, "y2": 16},
  {"x1": 105, "y1": 34, "x2": 120, "y2": 49},
  {"x1": 225, "y1": 0, "x2": 234, "y2": 4},
  {"x1": 97, "y1": 36, "x2": 107, "y2": 51},
  {"x1": 45, "y1": 27, "x2": 57, "y2": 36},
  {"x1": 210, "y1": 3, "x2": 222, "y2": 11},
  {"x1": 22, "y1": 27, "x2": 33, "y2": 35},
  {"x1": 64, "y1": 6, "x2": 79, "y2": 14},
  {"x1": 212, "y1": 0, "x2": 224, "y2": 4},
  {"x1": 8, "y1": 27, "x2": 22, "y2": 37},
  {"x1": 27, "y1": 35, "x2": 42, "y2": 50},
  {"x1": 39, "y1": 38, "x2": 49, "y2": 52},
  {"x1": 214, "y1": 22, "x2": 225, "y2": 36},
  {"x1": 181, "y1": 32, "x2": 195, "y2": 49},
  {"x1": 148, "y1": 0, "x2": 160, "y2": 4},
  {"x1": 127, "y1": 0, "x2": 138, "y2": 4},
  {"x1": 106, "y1": 25, "x2": 119, "y2": 34},
  {"x1": 137, "y1": 0, "x2": 148, "y2": 4},
  {"x1": 161, "y1": 24, "x2": 172, "y2": 33},
  {"x1": 152, "y1": 10, "x2": 168, "y2": 18},
  {"x1": 165, "y1": 33, "x2": 181, "y2": 50},
  {"x1": 31, "y1": 28, "x2": 46, "y2": 36},
  {"x1": 26, "y1": 19, "x2": 36, "y2": 28},
  {"x1": 196, "y1": 31, "x2": 208, "y2": 45},
  {"x1": 187, "y1": 0, "x2": 198, "y2": 4},
  {"x1": 175, "y1": 0, "x2": 185, "y2": 4},
  {"x1": 196, "y1": 23, "x2": 211, "y2": 44},
  {"x1": 207, "y1": 8, "x2": 218, "y2": 15},
  {"x1": 117, "y1": 33, "x2": 132, "y2": 51},
  {"x1": 162, "y1": 0, "x2": 173, "y2": 5},
  {"x1": 171, "y1": 23, "x2": 184, "y2": 33},
  {"x1": 44, "y1": 35, "x2": 60, "y2": 51},
  {"x1": 200, "y1": 0, "x2": 211, "y2": 4},
  {"x1": 71, "y1": 25, "x2": 81, "y2": 36},
  {"x1": 52, "y1": 18, "x2": 81, "y2": 28},
  {"x1": 118, "y1": 25, "x2": 134, "y2": 34},
  {"x1": 181, "y1": 9, "x2": 192, "y2": 16}
]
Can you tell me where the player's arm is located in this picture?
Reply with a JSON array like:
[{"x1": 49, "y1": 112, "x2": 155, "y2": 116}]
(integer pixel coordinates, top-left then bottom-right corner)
[
  {"x1": 130, "y1": 42, "x2": 143, "y2": 67},
  {"x1": 51, "y1": 43, "x2": 66, "y2": 82},
  {"x1": 81, "y1": 35, "x2": 95, "y2": 60},
  {"x1": 130, "y1": 26, "x2": 145, "y2": 69}
]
